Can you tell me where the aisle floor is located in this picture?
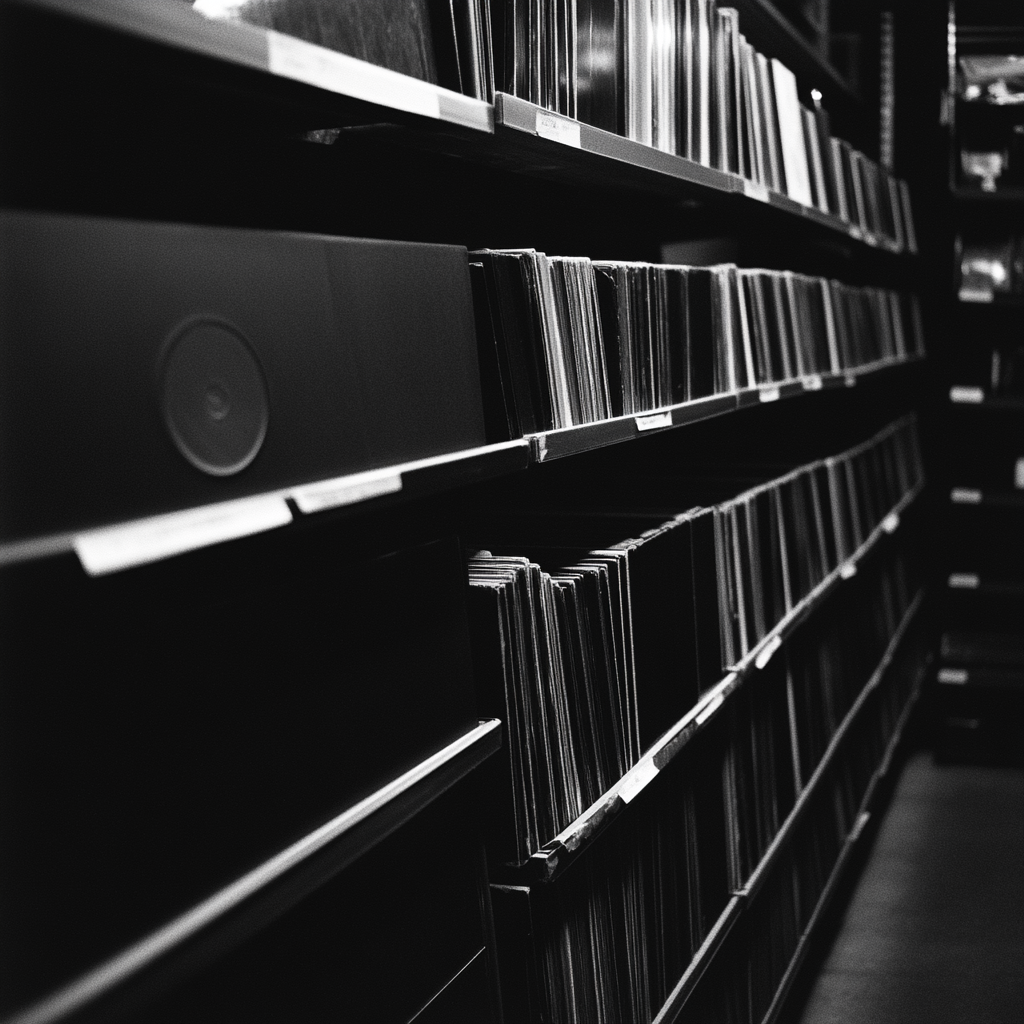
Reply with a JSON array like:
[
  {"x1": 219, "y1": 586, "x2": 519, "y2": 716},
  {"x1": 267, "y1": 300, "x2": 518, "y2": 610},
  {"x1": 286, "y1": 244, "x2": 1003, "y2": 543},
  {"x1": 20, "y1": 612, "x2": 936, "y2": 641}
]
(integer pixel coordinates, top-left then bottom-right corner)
[{"x1": 794, "y1": 749, "x2": 1024, "y2": 1024}]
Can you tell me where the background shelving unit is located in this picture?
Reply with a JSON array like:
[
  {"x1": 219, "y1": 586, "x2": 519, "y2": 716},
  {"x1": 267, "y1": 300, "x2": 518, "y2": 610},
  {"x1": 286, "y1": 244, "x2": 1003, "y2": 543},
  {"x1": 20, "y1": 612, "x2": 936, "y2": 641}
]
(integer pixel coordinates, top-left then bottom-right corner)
[
  {"x1": 931, "y1": 0, "x2": 1024, "y2": 762},
  {"x1": 0, "y1": 2, "x2": 934, "y2": 1023}
]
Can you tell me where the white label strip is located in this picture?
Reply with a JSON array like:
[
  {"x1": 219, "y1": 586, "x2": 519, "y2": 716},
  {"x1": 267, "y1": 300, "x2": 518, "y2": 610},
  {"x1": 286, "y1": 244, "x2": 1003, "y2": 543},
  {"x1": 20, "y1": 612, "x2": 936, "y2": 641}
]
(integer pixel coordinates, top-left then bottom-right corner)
[
  {"x1": 743, "y1": 180, "x2": 770, "y2": 203},
  {"x1": 759, "y1": 386, "x2": 781, "y2": 403},
  {"x1": 536, "y1": 111, "x2": 582, "y2": 148},
  {"x1": 803, "y1": 374, "x2": 824, "y2": 391},
  {"x1": 938, "y1": 668, "x2": 969, "y2": 684},
  {"x1": 948, "y1": 573, "x2": 980, "y2": 589},
  {"x1": 75, "y1": 496, "x2": 292, "y2": 576},
  {"x1": 267, "y1": 31, "x2": 440, "y2": 119},
  {"x1": 635, "y1": 411, "x2": 673, "y2": 431},
  {"x1": 882, "y1": 512, "x2": 900, "y2": 534},
  {"x1": 696, "y1": 692, "x2": 726, "y2": 726},
  {"x1": 755, "y1": 634, "x2": 782, "y2": 670},
  {"x1": 951, "y1": 487, "x2": 982, "y2": 504},
  {"x1": 850, "y1": 810, "x2": 871, "y2": 842},
  {"x1": 619, "y1": 760, "x2": 659, "y2": 804},
  {"x1": 1015, "y1": 458, "x2": 1024, "y2": 490},
  {"x1": 840, "y1": 562, "x2": 858, "y2": 579},
  {"x1": 949, "y1": 385, "x2": 984, "y2": 404},
  {"x1": 292, "y1": 470, "x2": 402, "y2": 513},
  {"x1": 958, "y1": 287, "x2": 993, "y2": 304}
]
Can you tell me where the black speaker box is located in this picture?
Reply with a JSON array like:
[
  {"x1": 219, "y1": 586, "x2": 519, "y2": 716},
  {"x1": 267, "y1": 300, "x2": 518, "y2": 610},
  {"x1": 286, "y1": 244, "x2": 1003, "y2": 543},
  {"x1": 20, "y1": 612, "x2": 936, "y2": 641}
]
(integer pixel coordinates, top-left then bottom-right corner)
[{"x1": 0, "y1": 209, "x2": 487, "y2": 542}]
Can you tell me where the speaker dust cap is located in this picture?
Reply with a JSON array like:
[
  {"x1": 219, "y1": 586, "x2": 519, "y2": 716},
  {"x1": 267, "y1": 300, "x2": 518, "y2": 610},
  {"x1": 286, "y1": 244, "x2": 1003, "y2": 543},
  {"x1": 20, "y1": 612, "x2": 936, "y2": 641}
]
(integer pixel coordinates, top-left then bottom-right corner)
[{"x1": 161, "y1": 319, "x2": 269, "y2": 477}]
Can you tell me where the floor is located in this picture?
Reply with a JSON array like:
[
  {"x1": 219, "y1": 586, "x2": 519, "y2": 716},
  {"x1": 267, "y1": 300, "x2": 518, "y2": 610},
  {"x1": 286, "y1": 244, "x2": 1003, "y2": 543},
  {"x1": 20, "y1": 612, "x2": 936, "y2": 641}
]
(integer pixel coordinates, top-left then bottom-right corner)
[{"x1": 791, "y1": 749, "x2": 1024, "y2": 1024}]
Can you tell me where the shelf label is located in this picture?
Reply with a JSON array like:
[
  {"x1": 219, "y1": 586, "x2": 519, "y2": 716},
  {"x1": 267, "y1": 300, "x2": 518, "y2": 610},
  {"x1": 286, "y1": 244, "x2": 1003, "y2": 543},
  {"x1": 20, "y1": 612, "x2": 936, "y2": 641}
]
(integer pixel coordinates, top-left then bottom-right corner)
[
  {"x1": 759, "y1": 386, "x2": 781, "y2": 403},
  {"x1": 696, "y1": 692, "x2": 726, "y2": 726},
  {"x1": 950, "y1": 385, "x2": 984, "y2": 404},
  {"x1": 534, "y1": 435, "x2": 549, "y2": 462},
  {"x1": 844, "y1": 374, "x2": 857, "y2": 387},
  {"x1": 882, "y1": 512, "x2": 900, "y2": 534},
  {"x1": 754, "y1": 634, "x2": 782, "y2": 670},
  {"x1": 850, "y1": 811, "x2": 871, "y2": 842},
  {"x1": 948, "y1": 573, "x2": 980, "y2": 589},
  {"x1": 802, "y1": 374, "x2": 824, "y2": 391},
  {"x1": 840, "y1": 562, "x2": 858, "y2": 579},
  {"x1": 292, "y1": 469, "x2": 402, "y2": 513},
  {"x1": 958, "y1": 287, "x2": 993, "y2": 304},
  {"x1": 635, "y1": 411, "x2": 672, "y2": 431},
  {"x1": 950, "y1": 487, "x2": 982, "y2": 504},
  {"x1": 938, "y1": 668, "x2": 969, "y2": 685},
  {"x1": 1015, "y1": 458, "x2": 1024, "y2": 490},
  {"x1": 267, "y1": 31, "x2": 440, "y2": 119},
  {"x1": 619, "y1": 761, "x2": 659, "y2": 804},
  {"x1": 75, "y1": 496, "x2": 293, "y2": 576},
  {"x1": 743, "y1": 180, "x2": 770, "y2": 203},
  {"x1": 536, "y1": 111, "x2": 581, "y2": 148}
]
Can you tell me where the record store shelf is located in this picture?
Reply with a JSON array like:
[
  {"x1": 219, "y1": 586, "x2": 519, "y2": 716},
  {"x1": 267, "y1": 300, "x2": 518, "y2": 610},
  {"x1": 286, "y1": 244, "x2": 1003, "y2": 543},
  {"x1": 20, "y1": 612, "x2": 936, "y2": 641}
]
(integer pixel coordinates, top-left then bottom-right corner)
[
  {"x1": 0, "y1": 439, "x2": 531, "y2": 576},
  {"x1": 651, "y1": 594, "x2": 930, "y2": 1024},
  {"x1": 526, "y1": 356, "x2": 921, "y2": 464},
  {"x1": 0, "y1": 356, "x2": 921, "y2": 576},
  {"x1": 6, "y1": 0, "x2": 909, "y2": 260},
  {"x1": 492, "y1": 93, "x2": 904, "y2": 256},
  {"x1": 6, "y1": 719, "x2": 502, "y2": 1024},
  {"x1": 513, "y1": 478, "x2": 924, "y2": 886}
]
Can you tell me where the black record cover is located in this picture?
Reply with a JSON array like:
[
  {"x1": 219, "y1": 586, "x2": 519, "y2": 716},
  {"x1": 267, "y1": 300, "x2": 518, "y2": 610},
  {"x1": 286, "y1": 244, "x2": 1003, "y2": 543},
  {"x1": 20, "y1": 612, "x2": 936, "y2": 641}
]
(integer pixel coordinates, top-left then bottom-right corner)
[{"x1": 686, "y1": 267, "x2": 716, "y2": 398}]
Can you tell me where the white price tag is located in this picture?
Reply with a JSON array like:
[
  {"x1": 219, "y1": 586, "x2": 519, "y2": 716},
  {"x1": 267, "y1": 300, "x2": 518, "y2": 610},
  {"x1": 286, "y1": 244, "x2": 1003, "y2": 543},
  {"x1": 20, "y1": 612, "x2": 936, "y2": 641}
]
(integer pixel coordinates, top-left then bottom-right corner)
[
  {"x1": 844, "y1": 374, "x2": 857, "y2": 387},
  {"x1": 958, "y1": 287, "x2": 994, "y2": 304},
  {"x1": 1015, "y1": 458, "x2": 1024, "y2": 490},
  {"x1": 938, "y1": 668, "x2": 968, "y2": 684},
  {"x1": 754, "y1": 634, "x2": 782, "y2": 670},
  {"x1": 75, "y1": 496, "x2": 292, "y2": 576},
  {"x1": 840, "y1": 562, "x2": 858, "y2": 579},
  {"x1": 803, "y1": 374, "x2": 824, "y2": 391},
  {"x1": 882, "y1": 512, "x2": 899, "y2": 534},
  {"x1": 949, "y1": 386, "x2": 984, "y2": 404},
  {"x1": 696, "y1": 692, "x2": 725, "y2": 726},
  {"x1": 292, "y1": 470, "x2": 402, "y2": 513},
  {"x1": 759, "y1": 386, "x2": 781, "y2": 403},
  {"x1": 743, "y1": 180, "x2": 770, "y2": 203},
  {"x1": 619, "y1": 761, "x2": 659, "y2": 803},
  {"x1": 948, "y1": 573, "x2": 979, "y2": 589},
  {"x1": 536, "y1": 111, "x2": 582, "y2": 148},
  {"x1": 950, "y1": 488, "x2": 982, "y2": 504},
  {"x1": 635, "y1": 411, "x2": 672, "y2": 431}
]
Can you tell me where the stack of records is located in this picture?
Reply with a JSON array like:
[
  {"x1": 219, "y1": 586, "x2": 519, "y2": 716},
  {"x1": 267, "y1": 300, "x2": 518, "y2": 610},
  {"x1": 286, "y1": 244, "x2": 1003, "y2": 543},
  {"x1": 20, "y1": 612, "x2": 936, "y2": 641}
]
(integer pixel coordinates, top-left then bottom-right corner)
[
  {"x1": 715, "y1": 415, "x2": 923, "y2": 666},
  {"x1": 471, "y1": 248, "x2": 927, "y2": 439},
  {"x1": 469, "y1": 416, "x2": 922, "y2": 866},
  {"x1": 490, "y1": 1, "x2": 917, "y2": 248}
]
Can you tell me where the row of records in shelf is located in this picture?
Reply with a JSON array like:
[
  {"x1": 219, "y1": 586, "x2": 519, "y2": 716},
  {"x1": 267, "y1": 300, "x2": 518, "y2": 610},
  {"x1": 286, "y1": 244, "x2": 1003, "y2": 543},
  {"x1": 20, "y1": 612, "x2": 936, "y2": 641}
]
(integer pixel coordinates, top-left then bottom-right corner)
[
  {"x1": 494, "y1": 550, "x2": 924, "y2": 1024},
  {"x1": 468, "y1": 414, "x2": 923, "y2": 864}
]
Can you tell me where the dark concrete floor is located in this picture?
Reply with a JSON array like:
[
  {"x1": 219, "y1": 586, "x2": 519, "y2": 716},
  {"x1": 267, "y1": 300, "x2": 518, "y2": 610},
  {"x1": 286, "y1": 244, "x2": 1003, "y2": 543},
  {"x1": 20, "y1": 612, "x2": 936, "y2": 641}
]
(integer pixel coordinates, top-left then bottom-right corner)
[{"x1": 793, "y1": 750, "x2": 1024, "y2": 1024}]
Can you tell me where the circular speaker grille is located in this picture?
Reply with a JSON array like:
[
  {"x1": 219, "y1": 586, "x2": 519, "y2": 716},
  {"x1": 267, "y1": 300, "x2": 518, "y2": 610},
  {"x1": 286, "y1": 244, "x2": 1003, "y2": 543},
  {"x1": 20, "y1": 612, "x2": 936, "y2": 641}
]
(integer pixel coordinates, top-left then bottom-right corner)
[{"x1": 161, "y1": 320, "x2": 269, "y2": 477}]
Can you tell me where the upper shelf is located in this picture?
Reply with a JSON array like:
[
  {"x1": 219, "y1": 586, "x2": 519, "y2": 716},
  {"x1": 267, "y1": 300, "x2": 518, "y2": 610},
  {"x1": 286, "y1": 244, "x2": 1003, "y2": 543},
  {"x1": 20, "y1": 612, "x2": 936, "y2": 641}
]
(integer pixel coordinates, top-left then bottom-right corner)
[
  {"x1": 5, "y1": 0, "x2": 493, "y2": 131},
  {"x1": 2, "y1": 0, "x2": 909, "y2": 261}
]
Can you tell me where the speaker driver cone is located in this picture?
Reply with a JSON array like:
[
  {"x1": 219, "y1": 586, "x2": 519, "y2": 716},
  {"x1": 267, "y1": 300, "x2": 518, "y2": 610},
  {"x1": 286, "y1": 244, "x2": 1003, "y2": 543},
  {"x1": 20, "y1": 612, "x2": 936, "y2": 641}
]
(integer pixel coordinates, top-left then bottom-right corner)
[{"x1": 161, "y1": 320, "x2": 269, "y2": 477}]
